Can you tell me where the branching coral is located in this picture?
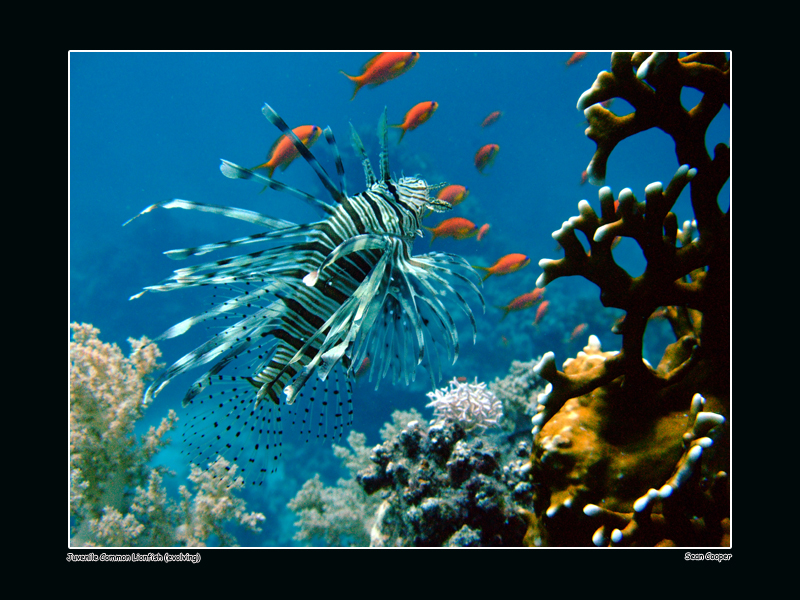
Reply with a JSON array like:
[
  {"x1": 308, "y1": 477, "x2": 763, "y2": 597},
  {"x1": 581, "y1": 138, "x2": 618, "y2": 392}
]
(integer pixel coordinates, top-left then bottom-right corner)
[
  {"x1": 489, "y1": 358, "x2": 547, "y2": 433},
  {"x1": 426, "y1": 377, "x2": 503, "y2": 433},
  {"x1": 286, "y1": 410, "x2": 422, "y2": 546},
  {"x1": 524, "y1": 52, "x2": 730, "y2": 547},
  {"x1": 69, "y1": 323, "x2": 264, "y2": 546}
]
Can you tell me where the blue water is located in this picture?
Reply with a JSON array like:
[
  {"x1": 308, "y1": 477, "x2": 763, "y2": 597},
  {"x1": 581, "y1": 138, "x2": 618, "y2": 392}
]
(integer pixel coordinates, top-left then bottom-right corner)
[{"x1": 69, "y1": 51, "x2": 730, "y2": 546}]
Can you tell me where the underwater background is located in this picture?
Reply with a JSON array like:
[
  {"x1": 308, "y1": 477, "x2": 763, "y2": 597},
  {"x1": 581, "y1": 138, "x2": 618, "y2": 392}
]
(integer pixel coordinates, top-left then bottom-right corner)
[{"x1": 69, "y1": 51, "x2": 730, "y2": 546}]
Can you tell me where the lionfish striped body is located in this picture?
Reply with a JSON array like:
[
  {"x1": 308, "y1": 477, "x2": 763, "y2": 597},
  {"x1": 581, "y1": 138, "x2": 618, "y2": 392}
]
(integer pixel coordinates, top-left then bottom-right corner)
[{"x1": 127, "y1": 104, "x2": 483, "y2": 483}]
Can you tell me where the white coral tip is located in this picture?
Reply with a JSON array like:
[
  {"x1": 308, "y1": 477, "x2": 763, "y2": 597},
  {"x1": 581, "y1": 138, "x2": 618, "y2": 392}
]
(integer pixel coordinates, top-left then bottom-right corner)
[
  {"x1": 592, "y1": 527, "x2": 606, "y2": 546},
  {"x1": 583, "y1": 504, "x2": 601, "y2": 516},
  {"x1": 586, "y1": 335, "x2": 602, "y2": 351},
  {"x1": 535, "y1": 273, "x2": 547, "y2": 288},
  {"x1": 696, "y1": 412, "x2": 725, "y2": 427},
  {"x1": 645, "y1": 182, "x2": 663, "y2": 196},
  {"x1": 593, "y1": 223, "x2": 613, "y2": 243},
  {"x1": 534, "y1": 352, "x2": 555, "y2": 375}
]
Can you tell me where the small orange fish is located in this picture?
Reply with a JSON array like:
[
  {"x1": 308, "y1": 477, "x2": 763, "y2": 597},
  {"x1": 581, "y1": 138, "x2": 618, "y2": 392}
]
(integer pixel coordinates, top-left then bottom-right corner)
[
  {"x1": 534, "y1": 300, "x2": 550, "y2": 325},
  {"x1": 456, "y1": 376, "x2": 468, "y2": 383},
  {"x1": 341, "y1": 52, "x2": 420, "y2": 100},
  {"x1": 437, "y1": 184, "x2": 469, "y2": 207},
  {"x1": 473, "y1": 253, "x2": 530, "y2": 281},
  {"x1": 568, "y1": 322, "x2": 588, "y2": 342},
  {"x1": 500, "y1": 335, "x2": 510, "y2": 347},
  {"x1": 476, "y1": 223, "x2": 491, "y2": 242},
  {"x1": 475, "y1": 144, "x2": 500, "y2": 174},
  {"x1": 423, "y1": 217, "x2": 478, "y2": 243},
  {"x1": 580, "y1": 169, "x2": 589, "y2": 186},
  {"x1": 496, "y1": 288, "x2": 545, "y2": 320},
  {"x1": 566, "y1": 52, "x2": 588, "y2": 67},
  {"x1": 481, "y1": 111, "x2": 503, "y2": 128},
  {"x1": 393, "y1": 101, "x2": 438, "y2": 143},
  {"x1": 252, "y1": 125, "x2": 322, "y2": 177}
]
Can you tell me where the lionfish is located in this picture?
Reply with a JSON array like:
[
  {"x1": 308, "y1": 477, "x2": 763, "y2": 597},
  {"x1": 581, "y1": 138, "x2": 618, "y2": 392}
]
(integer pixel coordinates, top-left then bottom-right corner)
[{"x1": 126, "y1": 103, "x2": 484, "y2": 483}]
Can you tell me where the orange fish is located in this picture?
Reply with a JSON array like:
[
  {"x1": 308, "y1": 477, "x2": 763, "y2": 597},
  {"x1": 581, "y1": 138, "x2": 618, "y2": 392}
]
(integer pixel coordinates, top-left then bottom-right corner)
[
  {"x1": 476, "y1": 223, "x2": 491, "y2": 242},
  {"x1": 341, "y1": 52, "x2": 419, "y2": 100},
  {"x1": 393, "y1": 101, "x2": 438, "y2": 143},
  {"x1": 496, "y1": 288, "x2": 545, "y2": 321},
  {"x1": 475, "y1": 144, "x2": 500, "y2": 173},
  {"x1": 481, "y1": 111, "x2": 503, "y2": 128},
  {"x1": 580, "y1": 169, "x2": 589, "y2": 186},
  {"x1": 534, "y1": 300, "x2": 550, "y2": 325},
  {"x1": 437, "y1": 184, "x2": 469, "y2": 207},
  {"x1": 473, "y1": 253, "x2": 530, "y2": 281},
  {"x1": 423, "y1": 217, "x2": 478, "y2": 243},
  {"x1": 252, "y1": 125, "x2": 322, "y2": 177},
  {"x1": 566, "y1": 52, "x2": 588, "y2": 67},
  {"x1": 568, "y1": 322, "x2": 588, "y2": 341}
]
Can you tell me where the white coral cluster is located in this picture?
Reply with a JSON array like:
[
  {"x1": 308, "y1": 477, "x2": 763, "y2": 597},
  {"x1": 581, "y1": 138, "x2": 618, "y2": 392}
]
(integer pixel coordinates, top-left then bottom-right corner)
[{"x1": 426, "y1": 377, "x2": 503, "y2": 433}]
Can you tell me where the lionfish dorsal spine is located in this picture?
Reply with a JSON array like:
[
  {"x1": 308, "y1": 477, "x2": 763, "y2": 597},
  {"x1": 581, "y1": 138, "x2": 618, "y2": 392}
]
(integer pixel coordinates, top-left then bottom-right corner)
[
  {"x1": 378, "y1": 106, "x2": 390, "y2": 182},
  {"x1": 322, "y1": 126, "x2": 347, "y2": 198},
  {"x1": 349, "y1": 123, "x2": 376, "y2": 187},
  {"x1": 260, "y1": 103, "x2": 344, "y2": 203},
  {"x1": 220, "y1": 160, "x2": 337, "y2": 217}
]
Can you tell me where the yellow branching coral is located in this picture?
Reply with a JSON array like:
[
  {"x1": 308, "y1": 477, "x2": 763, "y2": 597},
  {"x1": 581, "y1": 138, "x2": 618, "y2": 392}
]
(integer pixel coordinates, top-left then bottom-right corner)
[{"x1": 525, "y1": 52, "x2": 730, "y2": 547}]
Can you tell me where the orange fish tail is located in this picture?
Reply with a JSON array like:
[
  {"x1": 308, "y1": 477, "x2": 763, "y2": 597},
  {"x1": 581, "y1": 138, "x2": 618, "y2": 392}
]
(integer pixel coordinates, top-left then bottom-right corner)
[
  {"x1": 252, "y1": 163, "x2": 276, "y2": 178},
  {"x1": 471, "y1": 266, "x2": 492, "y2": 282},
  {"x1": 340, "y1": 70, "x2": 363, "y2": 100}
]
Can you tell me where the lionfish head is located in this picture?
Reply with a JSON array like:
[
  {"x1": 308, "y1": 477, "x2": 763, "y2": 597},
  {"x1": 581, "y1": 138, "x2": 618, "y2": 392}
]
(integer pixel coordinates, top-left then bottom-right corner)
[{"x1": 396, "y1": 176, "x2": 452, "y2": 215}]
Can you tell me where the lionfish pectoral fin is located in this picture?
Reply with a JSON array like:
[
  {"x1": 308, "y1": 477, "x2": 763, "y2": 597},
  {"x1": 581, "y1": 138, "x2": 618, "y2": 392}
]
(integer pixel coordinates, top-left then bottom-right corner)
[
  {"x1": 122, "y1": 202, "x2": 162, "y2": 227},
  {"x1": 309, "y1": 234, "x2": 389, "y2": 287},
  {"x1": 220, "y1": 160, "x2": 337, "y2": 217}
]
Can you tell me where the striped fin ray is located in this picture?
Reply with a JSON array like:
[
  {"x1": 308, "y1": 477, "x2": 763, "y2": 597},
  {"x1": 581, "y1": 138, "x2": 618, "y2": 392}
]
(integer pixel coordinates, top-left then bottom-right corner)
[
  {"x1": 349, "y1": 123, "x2": 376, "y2": 187},
  {"x1": 220, "y1": 160, "x2": 336, "y2": 217},
  {"x1": 260, "y1": 103, "x2": 344, "y2": 203},
  {"x1": 378, "y1": 107, "x2": 390, "y2": 182},
  {"x1": 137, "y1": 243, "x2": 318, "y2": 294},
  {"x1": 323, "y1": 126, "x2": 347, "y2": 198}
]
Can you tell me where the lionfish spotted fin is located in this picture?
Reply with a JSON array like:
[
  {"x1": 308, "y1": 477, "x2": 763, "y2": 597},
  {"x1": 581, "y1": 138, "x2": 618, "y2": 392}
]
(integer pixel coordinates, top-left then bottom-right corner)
[{"x1": 126, "y1": 102, "x2": 483, "y2": 484}]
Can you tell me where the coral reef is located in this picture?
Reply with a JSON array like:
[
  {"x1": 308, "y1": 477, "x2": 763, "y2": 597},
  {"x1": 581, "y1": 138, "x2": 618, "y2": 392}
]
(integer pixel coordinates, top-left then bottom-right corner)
[
  {"x1": 287, "y1": 409, "x2": 421, "y2": 546},
  {"x1": 524, "y1": 52, "x2": 730, "y2": 546},
  {"x1": 357, "y1": 416, "x2": 534, "y2": 546},
  {"x1": 488, "y1": 358, "x2": 547, "y2": 433},
  {"x1": 69, "y1": 323, "x2": 264, "y2": 546},
  {"x1": 288, "y1": 371, "x2": 543, "y2": 547}
]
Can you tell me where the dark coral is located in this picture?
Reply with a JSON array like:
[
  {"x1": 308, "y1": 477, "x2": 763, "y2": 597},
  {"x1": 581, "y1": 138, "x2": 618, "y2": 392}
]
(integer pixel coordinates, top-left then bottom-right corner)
[
  {"x1": 526, "y1": 52, "x2": 730, "y2": 547},
  {"x1": 357, "y1": 419, "x2": 532, "y2": 546}
]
